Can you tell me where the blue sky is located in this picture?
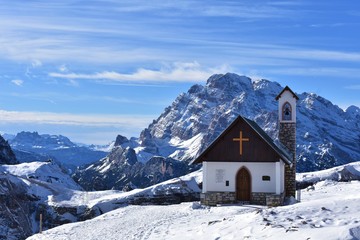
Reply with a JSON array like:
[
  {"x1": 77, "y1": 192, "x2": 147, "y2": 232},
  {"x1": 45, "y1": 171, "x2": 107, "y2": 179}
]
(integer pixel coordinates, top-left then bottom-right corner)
[{"x1": 0, "y1": 0, "x2": 359, "y2": 144}]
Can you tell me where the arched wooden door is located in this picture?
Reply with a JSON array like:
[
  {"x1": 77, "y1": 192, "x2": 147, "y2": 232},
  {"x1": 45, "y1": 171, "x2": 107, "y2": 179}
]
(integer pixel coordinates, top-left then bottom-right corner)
[{"x1": 236, "y1": 167, "x2": 251, "y2": 202}]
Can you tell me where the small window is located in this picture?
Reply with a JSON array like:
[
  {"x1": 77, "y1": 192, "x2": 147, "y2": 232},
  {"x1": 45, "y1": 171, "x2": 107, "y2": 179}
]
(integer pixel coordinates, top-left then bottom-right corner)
[
  {"x1": 262, "y1": 176, "x2": 271, "y2": 181},
  {"x1": 225, "y1": 180, "x2": 229, "y2": 186},
  {"x1": 282, "y1": 102, "x2": 292, "y2": 121}
]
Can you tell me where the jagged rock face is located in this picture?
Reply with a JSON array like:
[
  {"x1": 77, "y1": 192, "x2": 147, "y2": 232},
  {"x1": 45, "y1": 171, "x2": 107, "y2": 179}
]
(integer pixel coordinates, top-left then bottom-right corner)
[
  {"x1": 114, "y1": 135, "x2": 129, "y2": 147},
  {"x1": 73, "y1": 146, "x2": 195, "y2": 191},
  {"x1": 0, "y1": 135, "x2": 18, "y2": 165},
  {"x1": 0, "y1": 174, "x2": 37, "y2": 239},
  {"x1": 138, "y1": 73, "x2": 359, "y2": 172},
  {"x1": 0, "y1": 162, "x2": 91, "y2": 239}
]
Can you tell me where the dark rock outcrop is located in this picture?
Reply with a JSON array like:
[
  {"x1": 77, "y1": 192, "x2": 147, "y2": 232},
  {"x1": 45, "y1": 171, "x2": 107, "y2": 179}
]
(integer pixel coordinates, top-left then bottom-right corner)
[{"x1": 0, "y1": 135, "x2": 18, "y2": 165}]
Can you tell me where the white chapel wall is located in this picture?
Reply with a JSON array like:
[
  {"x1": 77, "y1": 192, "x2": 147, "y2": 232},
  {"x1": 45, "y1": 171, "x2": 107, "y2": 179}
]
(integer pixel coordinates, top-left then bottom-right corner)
[{"x1": 203, "y1": 161, "x2": 282, "y2": 193}]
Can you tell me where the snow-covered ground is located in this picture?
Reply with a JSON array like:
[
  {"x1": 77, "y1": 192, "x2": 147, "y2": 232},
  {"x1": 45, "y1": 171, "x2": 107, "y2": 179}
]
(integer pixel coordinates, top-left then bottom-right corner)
[
  {"x1": 0, "y1": 161, "x2": 82, "y2": 190},
  {"x1": 297, "y1": 161, "x2": 360, "y2": 184},
  {"x1": 28, "y1": 179, "x2": 360, "y2": 240}
]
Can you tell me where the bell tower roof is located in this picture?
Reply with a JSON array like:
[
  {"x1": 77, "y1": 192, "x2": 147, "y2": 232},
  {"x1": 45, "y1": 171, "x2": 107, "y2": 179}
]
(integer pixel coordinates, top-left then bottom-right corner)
[{"x1": 275, "y1": 86, "x2": 299, "y2": 101}]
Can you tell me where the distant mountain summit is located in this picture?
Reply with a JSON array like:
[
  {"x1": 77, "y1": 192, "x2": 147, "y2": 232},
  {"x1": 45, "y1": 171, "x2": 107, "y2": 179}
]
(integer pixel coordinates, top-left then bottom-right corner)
[
  {"x1": 7, "y1": 131, "x2": 108, "y2": 169},
  {"x1": 11, "y1": 131, "x2": 76, "y2": 150},
  {"x1": 75, "y1": 73, "x2": 359, "y2": 190}
]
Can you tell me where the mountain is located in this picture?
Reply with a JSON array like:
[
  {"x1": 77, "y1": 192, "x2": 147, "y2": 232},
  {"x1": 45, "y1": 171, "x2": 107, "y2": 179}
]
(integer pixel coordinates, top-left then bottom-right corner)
[
  {"x1": 74, "y1": 73, "x2": 359, "y2": 190},
  {"x1": 0, "y1": 134, "x2": 18, "y2": 165},
  {"x1": 6, "y1": 131, "x2": 108, "y2": 170},
  {"x1": 136, "y1": 73, "x2": 359, "y2": 171},
  {"x1": 73, "y1": 142, "x2": 197, "y2": 191}
]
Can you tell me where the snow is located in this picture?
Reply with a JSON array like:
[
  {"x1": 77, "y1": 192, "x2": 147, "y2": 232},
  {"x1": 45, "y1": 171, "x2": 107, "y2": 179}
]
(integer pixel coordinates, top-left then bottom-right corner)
[
  {"x1": 33, "y1": 168, "x2": 201, "y2": 215},
  {"x1": 134, "y1": 147, "x2": 155, "y2": 163},
  {"x1": 169, "y1": 133, "x2": 204, "y2": 160},
  {"x1": 28, "y1": 180, "x2": 360, "y2": 240},
  {"x1": 297, "y1": 161, "x2": 360, "y2": 184},
  {"x1": 0, "y1": 162, "x2": 81, "y2": 190}
]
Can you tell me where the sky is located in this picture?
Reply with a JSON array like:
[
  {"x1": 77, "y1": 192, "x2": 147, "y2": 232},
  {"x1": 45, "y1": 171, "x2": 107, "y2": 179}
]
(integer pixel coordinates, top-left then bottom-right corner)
[{"x1": 0, "y1": 0, "x2": 359, "y2": 144}]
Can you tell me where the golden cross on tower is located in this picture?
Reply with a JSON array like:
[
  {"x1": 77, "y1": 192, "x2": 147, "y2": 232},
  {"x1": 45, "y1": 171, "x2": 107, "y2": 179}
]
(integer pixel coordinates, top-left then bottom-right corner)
[{"x1": 233, "y1": 131, "x2": 250, "y2": 155}]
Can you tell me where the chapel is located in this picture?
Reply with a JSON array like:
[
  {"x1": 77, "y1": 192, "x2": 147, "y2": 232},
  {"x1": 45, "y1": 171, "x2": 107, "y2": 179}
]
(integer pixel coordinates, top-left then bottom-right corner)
[{"x1": 190, "y1": 86, "x2": 299, "y2": 206}]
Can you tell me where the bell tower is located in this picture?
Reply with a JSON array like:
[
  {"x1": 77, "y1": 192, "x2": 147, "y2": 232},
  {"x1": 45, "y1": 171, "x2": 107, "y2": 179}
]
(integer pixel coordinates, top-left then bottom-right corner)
[{"x1": 275, "y1": 86, "x2": 299, "y2": 198}]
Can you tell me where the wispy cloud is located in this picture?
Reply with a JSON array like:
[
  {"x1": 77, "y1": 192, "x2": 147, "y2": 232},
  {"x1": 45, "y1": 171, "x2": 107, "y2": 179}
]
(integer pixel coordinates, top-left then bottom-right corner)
[
  {"x1": 266, "y1": 67, "x2": 360, "y2": 78},
  {"x1": 11, "y1": 79, "x2": 24, "y2": 86},
  {"x1": 345, "y1": 85, "x2": 360, "y2": 90},
  {"x1": 0, "y1": 109, "x2": 155, "y2": 128},
  {"x1": 6, "y1": 92, "x2": 166, "y2": 106},
  {"x1": 49, "y1": 62, "x2": 231, "y2": 83}
]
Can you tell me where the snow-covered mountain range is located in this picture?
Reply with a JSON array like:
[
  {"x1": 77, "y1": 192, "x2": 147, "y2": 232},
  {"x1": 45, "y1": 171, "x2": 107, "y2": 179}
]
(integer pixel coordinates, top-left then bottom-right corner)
[
  {"x1": 73, "y1": 137, "x2": 198, "y2": 191},
  {"x1": 4, "y1": 131, "x2": 108, "y2": 170},
  {"x1": 74, "y1": 73, "x2": 359, "y2": 190}
]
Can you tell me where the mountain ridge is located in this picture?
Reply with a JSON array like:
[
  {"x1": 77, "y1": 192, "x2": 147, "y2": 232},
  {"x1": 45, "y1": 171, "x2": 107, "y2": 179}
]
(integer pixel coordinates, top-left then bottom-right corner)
[
  {"x1": 5, "y1": 131, "x2": 109, "y2": 170},
  {"x1": 74, "y1": 73, "x2": 359, "y2": 190}
]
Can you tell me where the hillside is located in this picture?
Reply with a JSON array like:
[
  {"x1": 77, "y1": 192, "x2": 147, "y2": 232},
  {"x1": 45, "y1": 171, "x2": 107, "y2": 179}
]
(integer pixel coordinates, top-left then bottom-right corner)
[
  {"x1": 28, "y1": 166, "x2": 360, "y2": 240},
  {"x1": 0, "y1": 162, "x2": 83, "y2": 239}
]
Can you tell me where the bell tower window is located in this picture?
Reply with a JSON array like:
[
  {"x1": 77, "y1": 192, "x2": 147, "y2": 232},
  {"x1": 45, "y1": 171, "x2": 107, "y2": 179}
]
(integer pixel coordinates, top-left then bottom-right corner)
[{"x1": 282, "y1": 102, "x2": 292, "y2": 121}]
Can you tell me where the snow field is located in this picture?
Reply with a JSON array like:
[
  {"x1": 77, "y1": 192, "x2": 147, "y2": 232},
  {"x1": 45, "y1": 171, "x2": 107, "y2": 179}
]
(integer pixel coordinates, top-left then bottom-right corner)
[{"x1": 28, "y1": 180, "x2": 360, "y2": 240}]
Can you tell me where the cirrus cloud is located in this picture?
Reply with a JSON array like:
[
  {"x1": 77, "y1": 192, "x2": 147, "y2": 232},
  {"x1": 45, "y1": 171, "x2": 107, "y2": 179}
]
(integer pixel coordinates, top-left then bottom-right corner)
[
  {"x1": 49, "y1": 62, "x2": 232, "y2": 83},
  {"x1": 11, "y1": 79, "x2": 24, "y2": 86},
  {"x1": 0, "y1": 109, "x2": 155, "y2": 128}
]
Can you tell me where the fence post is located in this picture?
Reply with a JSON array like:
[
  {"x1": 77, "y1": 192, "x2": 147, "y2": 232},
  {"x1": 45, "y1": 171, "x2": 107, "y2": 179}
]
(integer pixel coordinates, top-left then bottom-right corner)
[
  {"x1": 39, "y1": 213, "x2": 43, "y2": 234},
  {"x1": 296, "y1": 189, "x2": 301, "y2": 202}
]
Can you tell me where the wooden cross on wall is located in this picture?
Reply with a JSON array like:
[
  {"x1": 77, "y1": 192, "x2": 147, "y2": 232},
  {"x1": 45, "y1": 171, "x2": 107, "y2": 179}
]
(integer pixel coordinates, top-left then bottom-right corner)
[{"x1": 233, "y1": 131, "x2": 250, "y2": 155}]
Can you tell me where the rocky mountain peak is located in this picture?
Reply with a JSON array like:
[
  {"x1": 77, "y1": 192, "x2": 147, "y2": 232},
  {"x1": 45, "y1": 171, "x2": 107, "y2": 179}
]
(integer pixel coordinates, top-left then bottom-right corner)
[
  {"x1": 346, "y1": 105, "x2": 360, "y2": 120},
  {"x1": 11, "y1": 131, "x2": 76, "y2": 150},
  {"x1": 114, "y1": 135, "x2": 129, "y2": 147},
  {"x1": 134, "y1": 73, "x2": 359, "y2": 172},
  {"x1": 108, "y1": 146, "x2": 137, "y2": 166}
]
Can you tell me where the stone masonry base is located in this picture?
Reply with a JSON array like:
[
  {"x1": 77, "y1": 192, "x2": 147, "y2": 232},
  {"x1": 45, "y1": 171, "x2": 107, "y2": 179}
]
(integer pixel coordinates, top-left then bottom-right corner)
[{"x1": 201, "y1": 192, "x2": 284, "y2": 206}]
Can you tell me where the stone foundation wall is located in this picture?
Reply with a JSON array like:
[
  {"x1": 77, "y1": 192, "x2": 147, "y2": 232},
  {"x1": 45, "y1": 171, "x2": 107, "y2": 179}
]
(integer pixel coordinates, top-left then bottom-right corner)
[
  {"x1": 266, "y1": 192, "x2": 285, "y2": 207},
  {"x1": 200, "y1": 192, "x2": 236, "y2": 206},
  {"x1": 251, "y1": 192, "x2": 266, "y2": 205},
  {"x1": 201, "y1": 192, "x2": 284, "y2": 206}
]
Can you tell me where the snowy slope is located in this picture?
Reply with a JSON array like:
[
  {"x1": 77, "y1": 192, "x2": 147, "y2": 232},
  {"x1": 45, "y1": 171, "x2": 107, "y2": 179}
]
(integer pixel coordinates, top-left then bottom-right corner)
[
  {"x1": 0, "y1": 161, "x2": 84, "y2": 239},
  {"x1": 0, "y1": 160, "x2": 200, "y2": 239},
  {"x1": 1, "y1": 161, "x2": 82, "y2": 190},
  {"x1": 297, "y1": 161, "x2": 360, "y2": 189},
  {"x1": 27, "y1": 180, "x2": 360, "y2": 240}
]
